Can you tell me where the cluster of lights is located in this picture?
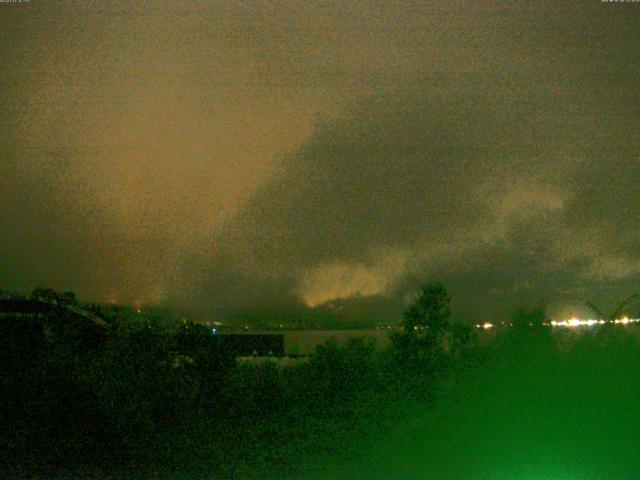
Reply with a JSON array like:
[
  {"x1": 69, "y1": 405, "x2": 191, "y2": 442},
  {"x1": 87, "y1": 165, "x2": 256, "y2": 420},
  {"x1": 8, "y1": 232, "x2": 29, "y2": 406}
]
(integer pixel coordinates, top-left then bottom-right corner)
[
  {"x1": 551, "y1": 317, "x2": 640, "y2": 327},
  {"x1": 475, "y1": 322, "x2": 494, "y2": 329},
  {"x1": 474, "y1": 317, "x2": 640, "y2": 329},
  {"x1": 552, "y1": 318, "x2": 602, "y2": 327}
]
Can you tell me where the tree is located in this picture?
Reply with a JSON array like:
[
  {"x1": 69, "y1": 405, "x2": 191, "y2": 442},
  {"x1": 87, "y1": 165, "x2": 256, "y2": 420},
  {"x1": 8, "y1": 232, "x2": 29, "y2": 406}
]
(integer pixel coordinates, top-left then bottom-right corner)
[
  {"x1": 392, "y1": 283, "x2": 453, "y2": 371},
  {"x1": 32, "y1": 286, "x2": 58, "y2": 301},
  {"x1": 402, "y1": 283, "x2": 452, "y2": 336},
  {"x1": 449, "y1": 322, "x2": 475, "y2": 357},
  {"x1": 59, "y1": 291, "x2": 77, "y2": 305}
]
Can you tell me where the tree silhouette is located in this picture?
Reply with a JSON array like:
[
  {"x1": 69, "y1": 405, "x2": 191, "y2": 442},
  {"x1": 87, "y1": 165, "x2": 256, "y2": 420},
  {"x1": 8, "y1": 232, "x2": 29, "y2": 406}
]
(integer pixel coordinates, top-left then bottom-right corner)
[
  {"x1": 402, "y1": 283, "x2": 451, "y2": 335},
  {"x1": 393, "y1": 283, "x2": 453, "y2": 370}
]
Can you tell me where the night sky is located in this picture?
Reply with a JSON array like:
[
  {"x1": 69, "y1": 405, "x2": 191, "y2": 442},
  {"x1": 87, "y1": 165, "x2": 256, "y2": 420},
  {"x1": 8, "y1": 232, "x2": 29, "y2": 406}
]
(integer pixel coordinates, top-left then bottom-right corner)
[{"x1": 1, "y1": 1, "x2": 639, "y2": 324}]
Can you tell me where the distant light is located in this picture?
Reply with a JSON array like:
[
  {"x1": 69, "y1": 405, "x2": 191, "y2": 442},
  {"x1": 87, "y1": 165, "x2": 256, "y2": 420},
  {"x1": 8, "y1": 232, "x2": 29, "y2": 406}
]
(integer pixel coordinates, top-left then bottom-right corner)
[{"x1": 212, "y1": 327, "x2": 217, "y2": 334}]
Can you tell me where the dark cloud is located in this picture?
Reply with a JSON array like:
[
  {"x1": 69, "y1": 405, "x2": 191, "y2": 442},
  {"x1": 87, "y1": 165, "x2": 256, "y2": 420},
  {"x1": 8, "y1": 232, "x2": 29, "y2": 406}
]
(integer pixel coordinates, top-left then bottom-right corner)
[
  {"x1": 1, "y1": 1, "x2": 639, "y2": 322},
  {"x1": 190, "y1": 2, "x2": 640, "y2": 321}
]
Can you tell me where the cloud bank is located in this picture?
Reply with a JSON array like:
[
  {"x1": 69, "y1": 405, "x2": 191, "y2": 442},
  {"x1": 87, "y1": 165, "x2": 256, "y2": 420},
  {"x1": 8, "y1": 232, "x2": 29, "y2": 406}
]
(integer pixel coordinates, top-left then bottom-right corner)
[{"x1": 1, "y1": 1, "x2": 639, "y2": 322}]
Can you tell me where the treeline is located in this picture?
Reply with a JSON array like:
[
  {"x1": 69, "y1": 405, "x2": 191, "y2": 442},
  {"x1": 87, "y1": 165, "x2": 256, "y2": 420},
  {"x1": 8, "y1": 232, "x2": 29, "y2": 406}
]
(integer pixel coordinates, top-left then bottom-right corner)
[{"x1": 1, "y1": 284, "x2": 482, "y2": 479}]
